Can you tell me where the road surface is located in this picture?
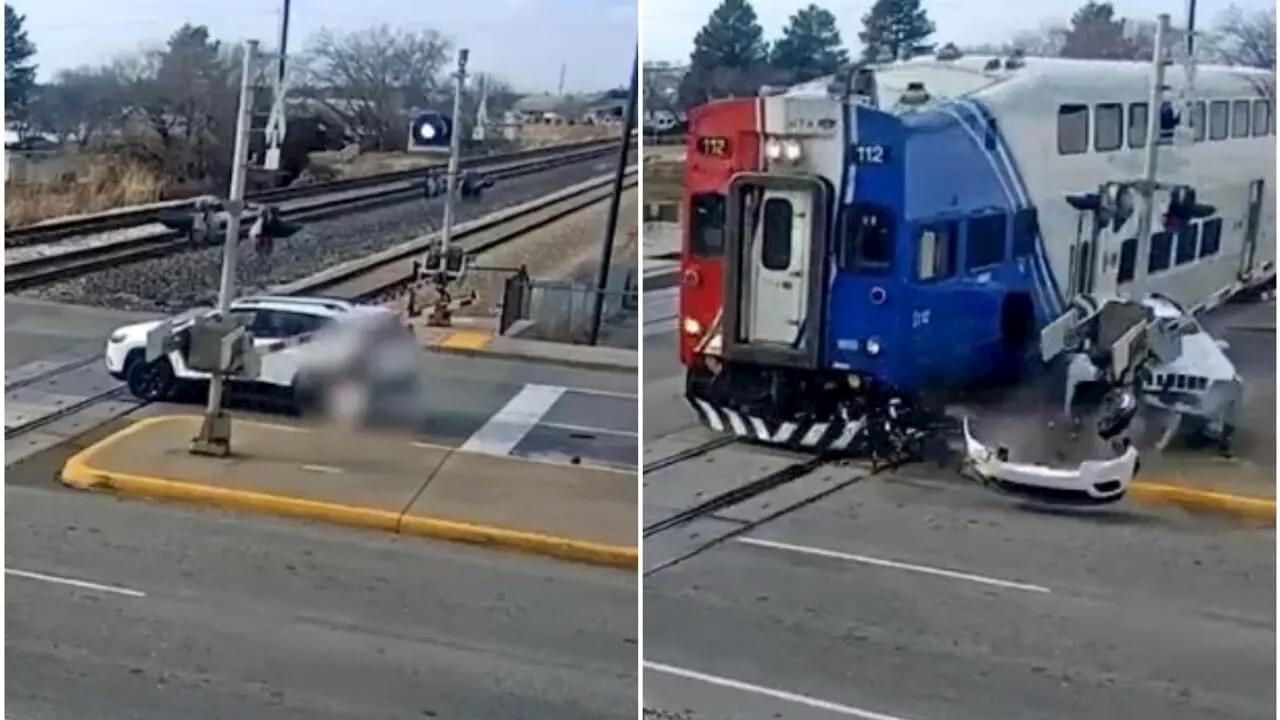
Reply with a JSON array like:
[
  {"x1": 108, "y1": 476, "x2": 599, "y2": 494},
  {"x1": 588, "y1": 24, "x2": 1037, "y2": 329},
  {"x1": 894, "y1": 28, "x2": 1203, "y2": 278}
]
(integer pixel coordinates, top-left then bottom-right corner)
[{"x1": 7, "y1": 484, "x2": 637, "y2": 719}]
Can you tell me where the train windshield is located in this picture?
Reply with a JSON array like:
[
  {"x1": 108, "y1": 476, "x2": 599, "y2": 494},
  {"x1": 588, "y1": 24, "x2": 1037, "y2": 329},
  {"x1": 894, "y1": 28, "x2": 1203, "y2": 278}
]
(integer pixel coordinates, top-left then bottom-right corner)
[
  {"x1": 689, "y1": 192, "x2": 726, "y2": 257},
  {"x1": 838, "y1": 203, "x2": 895, "y2": 275}
]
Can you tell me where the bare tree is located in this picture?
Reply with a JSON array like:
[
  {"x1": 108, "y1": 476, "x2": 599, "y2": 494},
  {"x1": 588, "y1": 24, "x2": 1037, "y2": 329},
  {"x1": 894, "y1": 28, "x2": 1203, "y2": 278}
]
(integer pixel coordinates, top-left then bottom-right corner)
[
  {"x1": 1211, "y1": 5, "x2": 1275, "y2": 69},
  {"x1": 27, "y1": 66, "x2": 127, "y2": 146},
  {"x1": 304, "y1": 25, "x2": 452, "y2": 151}
]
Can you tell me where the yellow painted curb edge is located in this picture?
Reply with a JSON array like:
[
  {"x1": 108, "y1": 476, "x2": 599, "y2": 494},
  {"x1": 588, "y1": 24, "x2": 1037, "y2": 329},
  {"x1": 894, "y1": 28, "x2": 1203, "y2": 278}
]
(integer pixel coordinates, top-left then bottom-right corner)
[
  {"x1": 1128, "y1": 481, "x2": 1276, "y2": 523},
  {"x1": 437, "y1": 330, "x2": 494, "y2": 351},
  {"x1": 61, "y1": 418, "x2": 637, "y2": 570}
]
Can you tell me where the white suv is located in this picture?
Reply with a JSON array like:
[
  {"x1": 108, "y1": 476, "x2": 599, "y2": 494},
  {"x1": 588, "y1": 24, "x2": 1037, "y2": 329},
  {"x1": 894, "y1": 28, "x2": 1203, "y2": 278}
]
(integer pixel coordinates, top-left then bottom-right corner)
[{"x1": 105, "y1": 296, "x2": 423, "y2": 416}]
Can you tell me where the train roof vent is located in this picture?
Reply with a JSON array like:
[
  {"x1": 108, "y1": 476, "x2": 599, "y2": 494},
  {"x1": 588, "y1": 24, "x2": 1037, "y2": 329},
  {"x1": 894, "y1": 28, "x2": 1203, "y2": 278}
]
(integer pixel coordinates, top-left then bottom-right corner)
[{"x1": 935, "y1": 43, "x2": 962, "y2": 61}]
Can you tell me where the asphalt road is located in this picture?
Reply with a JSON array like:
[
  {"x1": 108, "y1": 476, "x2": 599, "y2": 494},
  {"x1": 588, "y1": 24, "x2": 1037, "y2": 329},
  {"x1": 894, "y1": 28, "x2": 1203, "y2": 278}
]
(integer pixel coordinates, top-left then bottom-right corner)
[
  {"x1": 644, "y1": 439, "x2": 1276, "y2": 720},
  {"x1": 642, "y1": 302, "x2": 1276, "y2": 720},
  {"x1": 7, "y1": 484, "x2": 638, "y2": 720}
]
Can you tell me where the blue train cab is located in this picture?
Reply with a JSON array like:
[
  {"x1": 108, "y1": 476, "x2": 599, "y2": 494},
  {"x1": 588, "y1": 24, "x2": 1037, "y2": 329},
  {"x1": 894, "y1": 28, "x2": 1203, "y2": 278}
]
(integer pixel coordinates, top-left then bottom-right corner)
[{"x1": 824, "y1": 101, "x2": 1050, "y2": 394}]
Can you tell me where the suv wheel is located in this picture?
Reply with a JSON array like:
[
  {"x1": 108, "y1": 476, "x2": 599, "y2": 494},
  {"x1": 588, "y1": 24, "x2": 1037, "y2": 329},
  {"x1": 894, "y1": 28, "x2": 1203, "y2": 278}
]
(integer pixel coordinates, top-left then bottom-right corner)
[{"x1": 126, "y1": 356, "x2": 176, "y2": 401}]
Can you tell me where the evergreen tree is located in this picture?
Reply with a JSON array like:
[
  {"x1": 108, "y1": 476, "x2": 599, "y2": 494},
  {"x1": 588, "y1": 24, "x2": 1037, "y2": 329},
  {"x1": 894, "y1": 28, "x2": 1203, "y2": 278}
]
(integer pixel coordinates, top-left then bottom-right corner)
[
  {"x1": 857, "y1": 0, "x2": 935, "y2": 63},
  {"x1": 1059, "y1": 1, "x2": 1144, "y2": 60},
  {"x1": 5, "y1": 4, "x2": 38, "y2": 122},
  {"x1": 680, "y1": 0, "x2": 771, "y2": 106},
  {"x1": 770, "y1": 4, "x2": 850, "y2": 84}
]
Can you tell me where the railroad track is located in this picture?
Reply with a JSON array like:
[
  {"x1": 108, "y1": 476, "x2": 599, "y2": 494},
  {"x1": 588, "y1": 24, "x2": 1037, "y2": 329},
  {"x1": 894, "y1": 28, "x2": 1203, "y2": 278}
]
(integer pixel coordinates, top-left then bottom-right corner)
[
  {"x1": 642, "y1": 436, "x2": 909, "y2": 576},
  {"x1": 291, "y1": 170, "x2": 638, "y2": 300},
  {"x1": 6, "y1": 143, "x2": 628, "y2": 290},
  {"x1": 4, "y1": 138, "x2": 618, "y2": 248}
]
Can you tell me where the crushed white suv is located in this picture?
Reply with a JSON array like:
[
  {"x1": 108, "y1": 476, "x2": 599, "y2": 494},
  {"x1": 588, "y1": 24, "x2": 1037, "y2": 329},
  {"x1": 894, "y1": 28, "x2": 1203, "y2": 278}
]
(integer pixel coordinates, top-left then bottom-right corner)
[{"x1": 104, "y1": 295, "x2": 424, "y2": 417}]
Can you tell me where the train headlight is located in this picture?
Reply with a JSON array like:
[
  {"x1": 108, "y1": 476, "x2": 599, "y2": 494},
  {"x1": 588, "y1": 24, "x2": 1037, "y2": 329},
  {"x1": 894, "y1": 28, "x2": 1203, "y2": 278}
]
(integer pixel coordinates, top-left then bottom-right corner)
[
  {"x1": 865, "y1": 337, "x2": 882, "y2": 356},
  {"x1": 781, "y1": 138, "x2": 803, "y2": 161},
  {"x1": 683, "y1": 317, "x2": 703, "y2": 336},
  {"x1": 764, "y1": 137, "x2": 783, "y2": 160}
]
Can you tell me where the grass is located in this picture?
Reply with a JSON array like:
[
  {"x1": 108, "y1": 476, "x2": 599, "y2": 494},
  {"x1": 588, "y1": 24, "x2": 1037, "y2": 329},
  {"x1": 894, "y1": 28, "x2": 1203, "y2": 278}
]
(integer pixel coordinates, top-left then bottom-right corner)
[{"x1": 5, "y1": 158, "x2": 166, "y2": 228}]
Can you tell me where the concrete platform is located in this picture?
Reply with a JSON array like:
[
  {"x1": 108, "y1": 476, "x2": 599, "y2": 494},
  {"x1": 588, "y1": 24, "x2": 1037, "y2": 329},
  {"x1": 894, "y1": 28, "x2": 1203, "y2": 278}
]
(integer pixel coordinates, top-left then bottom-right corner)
[
  {"x1": 61, "y1": 415, "x2": 637, "y2": 568},
  {"x1": 418, "y1": 325, "x2": 638, "y2": 373}
]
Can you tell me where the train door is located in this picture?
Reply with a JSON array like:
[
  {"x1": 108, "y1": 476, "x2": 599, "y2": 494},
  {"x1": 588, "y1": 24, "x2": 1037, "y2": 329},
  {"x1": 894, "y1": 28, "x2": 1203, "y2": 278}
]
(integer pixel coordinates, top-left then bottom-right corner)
[
  {"x1": 744, "y1": 189, "x2": 812, "y2": 345},
  {"x1": 1241, "y1": 179, "x2": 1265, "y2": 275}
]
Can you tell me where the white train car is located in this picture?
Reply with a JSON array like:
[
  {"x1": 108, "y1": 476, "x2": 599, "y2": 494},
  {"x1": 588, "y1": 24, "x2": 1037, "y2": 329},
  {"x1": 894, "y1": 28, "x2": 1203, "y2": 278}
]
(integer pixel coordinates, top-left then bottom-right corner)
[{"x1": 846, "y1": 53, "x2": 1276, "y2": 313}]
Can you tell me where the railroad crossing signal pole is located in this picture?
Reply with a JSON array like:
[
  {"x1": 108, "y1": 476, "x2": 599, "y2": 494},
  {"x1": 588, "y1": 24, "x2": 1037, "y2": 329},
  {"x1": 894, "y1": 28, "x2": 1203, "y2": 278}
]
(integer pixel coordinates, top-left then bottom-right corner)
[
  {"x1": 1128, "y1": 13, "x2": 1172, "y2": 291},
  {"x1": 190, "y1": 40, "x2": 260, "y2": 457},
  {"x1": 426, "y1": 48, "x2": 470, "y2": 327},
  {"x1": 587, "y1": 47, "x2": 639, "y2": 346}
]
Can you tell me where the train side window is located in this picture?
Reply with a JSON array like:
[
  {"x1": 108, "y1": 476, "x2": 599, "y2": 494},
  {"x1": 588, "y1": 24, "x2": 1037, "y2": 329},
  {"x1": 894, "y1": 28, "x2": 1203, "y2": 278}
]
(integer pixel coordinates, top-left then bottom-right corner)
[
  {"x1": 1252, "y1": 99, "x2": 1271, "y2": 138},
  {"x1": 1174, "y1": 223, "x2": 1199, "y2": 265},
  {"x1": 1192, "y1": 101, "x2": 1206, "y2": 142},
  {"x1": 1200, "y1": 218, "x2": 1222, "y2": 257},
  {"x1": 1231, "y1": 99, "x2": 1251, "y2": 138},
  {"x1": 1057, "y1": 104, "x2": 1089, "y2": 155},
  {"x1": 759, "y1": 198, "x2": 793, "y2": 271},
  {"x1": 840, "y1": 203, "x2": 895, "y2": 275},
  {"x1": 1147, "y1": 230, "x2": 1173, "y2": 274},
  {"x1": 1094, "y1": 103, "x2": 1122, "y2": 152},
  {"x1": 916, "y1": 221, "x2": 958, "y2": 282},
  {"x1": 965, "y1": 213, "x2": 1007, "y2": 271},
  {"x1": 689, "y1": 192, "x2": 726, "y2": 257},
  {"x1": 1117, "y1": 237, "x2": 1137, "y2": 284},
  {"x1": 1127, "y1": 102, "x2": 1148, "y2": 148},
  {"x1": 1011, "y1": 207, "x2": 1038, "y2": 258},
  {"x1": 1209, "y1": 100, "x2": 1229, "y2": 140}
]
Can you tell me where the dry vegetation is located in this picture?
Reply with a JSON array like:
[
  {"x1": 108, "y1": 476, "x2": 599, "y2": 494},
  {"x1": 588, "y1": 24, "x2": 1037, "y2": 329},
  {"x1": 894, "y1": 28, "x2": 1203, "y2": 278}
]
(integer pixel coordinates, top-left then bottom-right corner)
[
  {"x1": 642, "y1": 157, "x2": 685, "y2": 203},
  {"x1": 5, "y1": 158, "x2": 166, "y2": 227}
]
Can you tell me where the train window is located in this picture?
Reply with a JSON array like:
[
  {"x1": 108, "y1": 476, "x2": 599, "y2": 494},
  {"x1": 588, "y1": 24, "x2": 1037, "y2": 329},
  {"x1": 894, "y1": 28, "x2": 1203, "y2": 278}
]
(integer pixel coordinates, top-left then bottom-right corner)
[
  {"x1": 689, "y1": 193, "x2": 726, "y2": 257},
  {"x1": 840, "y1": 204, "x2": 895, "y2": 275},
  {"x1": 1231, "y1": 99, "x2": 1251, "y2": 138},
  {"x1": 1011, "y1": 207, "x2": 1038, "y2": 258},
  {"x1": 1148, "y1": 230, "x2": 1174, "y2": 273},
  {"x1": 1094, "y1": 103, "x2": 1123, "y2": 151},
  {"x1": 760, "y1": 198, "x2": 793, "y2": 271},
  {"x1": 1209, "y1": 100, "x2": 1229, "y2": 140},
  {"x1": 1127, "y1": 102, "x2": 1148, "y2": 148},
  {"x1": 1192, "y1": 101, "x2": 1206, "y2": 142},
  {"x1": 1200, "y1": 218, "x2": 1222, "y2": 257},
  {"x1": 916, "y1": 221, "x2": 958, "y2": 282},
  {"x1": 1252, "y1": 99, "x2": 1271, "y2": 138},
  {"x1": 1117, "y1": 237, "x2": 1137, "y2": 284},
  {"x1": 1057, "y1": 104, "x2": 1089, "y2": 155},
  {"x1": 1174, "y1": 223, "x2": 1199, "y2": 265},
  {"x1": 965, "y1": 213, "x2": 1007, "y2": 270}
]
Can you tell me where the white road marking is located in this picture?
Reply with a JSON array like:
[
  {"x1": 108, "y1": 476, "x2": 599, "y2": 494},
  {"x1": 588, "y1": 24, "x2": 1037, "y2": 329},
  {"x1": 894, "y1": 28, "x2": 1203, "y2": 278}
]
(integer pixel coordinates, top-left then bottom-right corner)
[
  {"x1": 6, "y1": 568, "x2": 146, "y2": 598},
  {"x1": 645, "y1": 661, "x2": 922, "y2": 720},
  {"x1": 560, "y1": 386, "x2": 638, "y2": 400},
  {"x1": 739, "y1": 537, "x2": 1052, "y2": 594},
  {"x1": 459, "y1": 383, "x2": 567, "y2": 456},
  {"x1": 300, "y1": 464, "x2": 343, "y2": 474},
  {"x1": 540, "y1": 420, "x2": 637, "y2": 438}
]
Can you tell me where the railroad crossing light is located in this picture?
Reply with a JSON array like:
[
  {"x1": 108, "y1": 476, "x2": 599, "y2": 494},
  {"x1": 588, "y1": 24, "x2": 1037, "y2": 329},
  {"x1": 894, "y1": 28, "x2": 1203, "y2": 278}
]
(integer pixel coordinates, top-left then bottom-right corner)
[{"x1": 407, "y1": 112, "x2": 453, "y2": 153}]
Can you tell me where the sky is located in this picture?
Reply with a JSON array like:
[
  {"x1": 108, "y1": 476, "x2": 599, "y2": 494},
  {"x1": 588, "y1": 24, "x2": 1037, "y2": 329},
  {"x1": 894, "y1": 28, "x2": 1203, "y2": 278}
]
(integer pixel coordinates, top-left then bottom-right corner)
[
  {"x1": 13, "y1": 0, "x2": 636, "y2": 92},
  {"x1": 641, "y1": 0, "x2": 1275, "y2": 64}
]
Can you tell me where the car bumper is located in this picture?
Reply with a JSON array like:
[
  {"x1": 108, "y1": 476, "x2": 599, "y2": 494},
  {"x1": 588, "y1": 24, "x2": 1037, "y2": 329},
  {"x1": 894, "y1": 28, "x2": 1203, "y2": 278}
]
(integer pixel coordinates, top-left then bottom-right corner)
[{"x1": 960, "y1": 418, "x2": 1139, "y2": 505}]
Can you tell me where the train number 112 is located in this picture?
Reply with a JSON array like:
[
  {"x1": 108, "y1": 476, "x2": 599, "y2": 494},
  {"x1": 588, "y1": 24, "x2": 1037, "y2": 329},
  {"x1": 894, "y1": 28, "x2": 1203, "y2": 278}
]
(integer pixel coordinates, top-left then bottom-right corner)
[{"x1": 851, "y1": 143, "x2": 889, "y2": 165}]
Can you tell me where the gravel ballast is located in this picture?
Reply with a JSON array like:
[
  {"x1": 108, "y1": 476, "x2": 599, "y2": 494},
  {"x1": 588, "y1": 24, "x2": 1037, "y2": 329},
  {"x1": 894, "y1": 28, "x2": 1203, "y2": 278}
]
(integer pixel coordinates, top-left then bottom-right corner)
[{"x1": 21, "y1": 158, "x2": 618, "y2": 314}]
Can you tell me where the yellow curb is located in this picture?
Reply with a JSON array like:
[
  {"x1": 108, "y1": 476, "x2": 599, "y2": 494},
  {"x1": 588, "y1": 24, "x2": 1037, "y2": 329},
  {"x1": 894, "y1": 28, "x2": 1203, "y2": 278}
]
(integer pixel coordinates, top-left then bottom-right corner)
[
  {"x1": 60, "y1": 417, "x2": 637, "y2": 570},
  {"x1": 438, "y1": 330, "x2": 494, "y2": 351},
  {"x1": 1128, "y1": 481, "x2": 1276, "y2": 523}
]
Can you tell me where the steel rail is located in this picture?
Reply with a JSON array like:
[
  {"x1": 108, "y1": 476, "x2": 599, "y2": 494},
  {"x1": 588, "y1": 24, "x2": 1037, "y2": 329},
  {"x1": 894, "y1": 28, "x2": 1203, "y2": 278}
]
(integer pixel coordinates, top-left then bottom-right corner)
[
  {"x1": 5, "y1": 138, "x2": 619, "y2": 247},
  {"x1": 6, "y1": 144, "x2": 625, "y2": 290}
]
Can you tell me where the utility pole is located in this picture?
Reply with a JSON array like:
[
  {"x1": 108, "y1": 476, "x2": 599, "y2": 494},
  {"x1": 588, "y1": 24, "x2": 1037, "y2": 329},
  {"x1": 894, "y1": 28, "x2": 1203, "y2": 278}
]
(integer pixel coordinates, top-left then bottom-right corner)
[
  {"x1": 191, "y1": 39, "x2": 259, "y2": 456},
  {"x1": 426, "y1": 48, "x2": 469, "y2": 326},
  {"x1": 1128, "y1": 13, "x2": 1171, "y2": 290},
  {"x1": 557, "y1": 63, "x2": 567, "y2": 96},
  {"x1": 587, "y1": 48, "x2": 638, "y2": 346}
]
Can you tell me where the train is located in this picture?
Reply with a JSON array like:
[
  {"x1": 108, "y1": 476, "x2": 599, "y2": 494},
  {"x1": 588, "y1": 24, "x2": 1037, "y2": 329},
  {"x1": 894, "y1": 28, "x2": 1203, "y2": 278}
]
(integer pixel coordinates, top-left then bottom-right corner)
[{"x1": 677, "y1": 51, "x2": 1275, "y2": 460}]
